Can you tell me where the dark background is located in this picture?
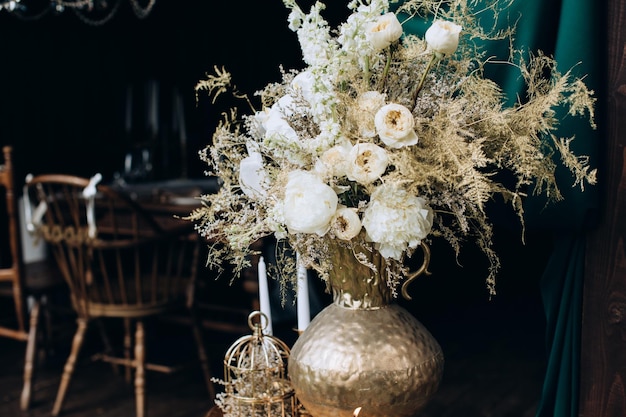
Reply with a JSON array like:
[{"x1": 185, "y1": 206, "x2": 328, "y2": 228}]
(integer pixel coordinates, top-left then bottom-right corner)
[
  {"x1": 0, "y1": 0, "x2": 547, "y2": 319},
  {"x1": 0, "y1": 1, "x2": 319, "y2": 183}
]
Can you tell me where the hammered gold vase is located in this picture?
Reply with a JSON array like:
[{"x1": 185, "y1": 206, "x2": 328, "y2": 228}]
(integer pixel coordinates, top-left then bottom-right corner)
[{"x1": 288, "y1": 241, "x2": 444, "y2": 417}]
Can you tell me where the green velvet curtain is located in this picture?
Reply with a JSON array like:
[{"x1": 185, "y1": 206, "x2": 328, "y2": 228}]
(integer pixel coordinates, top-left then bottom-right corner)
[
  {"x1": 528, "y1": 1, "x2": 603, "y2": 416},
  {"x1": 399, "y1": 0, "x2": 603, "y2": 416}
]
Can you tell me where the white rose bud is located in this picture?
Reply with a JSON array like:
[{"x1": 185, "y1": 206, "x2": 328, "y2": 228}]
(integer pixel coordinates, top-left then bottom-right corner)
[
  {"x1": 331, "y1": 206, "x2": 362, "y2": 240},
  {"x1": 366, "y1": 12, "x2": 403, "y2": 51},
  {"x1": 374, "y1": 103, "x2": 419, "y2": 148},
  {"x1": 425, "y1": 20, "x2": 462, "y2": 56},
  {"x1": 347, "y1": 143, "x2": 389, "y2": 185},
  {"x1": 283, "y1": 170, "x2": 338, "y2": 236},
  {"x1": 314, "y1": 141, "x2": 351, "y2": 179}
]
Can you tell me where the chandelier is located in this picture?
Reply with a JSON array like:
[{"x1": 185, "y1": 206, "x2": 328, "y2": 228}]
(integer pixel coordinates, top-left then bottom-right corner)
[{"x1": 0, "y1": 0, "x2": 156, "y2": 25}]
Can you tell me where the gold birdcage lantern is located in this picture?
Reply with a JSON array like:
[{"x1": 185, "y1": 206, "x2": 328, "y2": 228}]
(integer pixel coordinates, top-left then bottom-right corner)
[{"x1": 214, "y1": 311, "x2": 298, "y2": 417}]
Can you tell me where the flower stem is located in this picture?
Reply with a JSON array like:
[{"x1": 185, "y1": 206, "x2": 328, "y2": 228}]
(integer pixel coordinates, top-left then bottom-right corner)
[
  {"x1": 411, "y1": 53, "x2": 439, "y2": 108},
  {"x1": 380, "y1": 47, "x2": 392, "y2": 89},
  {"x1": 364, "y1": 56, "x2": 370, "y2": 89}
]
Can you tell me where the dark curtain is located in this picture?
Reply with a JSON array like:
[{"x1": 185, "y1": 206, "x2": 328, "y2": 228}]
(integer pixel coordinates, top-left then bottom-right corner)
[{"x1": 528, "y1": 0, "x2": 603, "y2": 415}]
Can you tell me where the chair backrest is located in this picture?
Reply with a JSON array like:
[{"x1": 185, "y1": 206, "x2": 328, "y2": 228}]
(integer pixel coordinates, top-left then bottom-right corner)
[
  {"x1": 24, "y1": 174, "x2": 199, "y2": 319},
  {"x1": 0, "y1": 145, "x2": 28, "y2": 339}
]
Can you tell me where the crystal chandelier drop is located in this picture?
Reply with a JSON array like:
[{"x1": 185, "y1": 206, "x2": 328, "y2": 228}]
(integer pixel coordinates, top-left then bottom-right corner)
[{"x1": 0, "y1": 0, "x2": 156, "y2": 25}]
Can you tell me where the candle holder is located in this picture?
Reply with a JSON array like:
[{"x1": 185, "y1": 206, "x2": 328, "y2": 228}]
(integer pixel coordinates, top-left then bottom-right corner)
[{"x1": 214, "y1": 311, "x2": 298, "y2": 417}]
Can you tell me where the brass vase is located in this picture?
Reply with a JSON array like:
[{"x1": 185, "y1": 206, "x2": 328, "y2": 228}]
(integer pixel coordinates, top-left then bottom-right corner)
[{"x1": 288, "y1": 240, "x2": 444, "y2": 417}]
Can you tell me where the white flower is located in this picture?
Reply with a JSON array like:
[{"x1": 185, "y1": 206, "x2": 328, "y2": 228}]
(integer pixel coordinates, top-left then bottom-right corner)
[
  {"x1": 425, "y1": 20, "x2": 462, "y2": 56},
  {"x1": 239, "y1": 142, "x2": 269, "y2": 199},
  {"x1": 331, "y1": 205, "x2": 362, "y2": 240},
  {"x1": 267, "y1": 200, "x2": 288, "y2": 240},
  {"x1": 264, "y1": 112, "x2": 299, "y2": 144},
  {"x1": 346, "y1": 143, "x2": 389, "y2": 185},
  {"x1": 314, "y1": 142, "x2": 352, "y2": 179},
  {"x1": 355, "y1": 91, "x2": 386, "y2": 138},
  {"x1": 274, "y1": 94, "x2": 301, "y2": 117},
  {"x1": 293, "y1": 2, "x2": 336, "y2": 67},
  {"x1": 283, "y1": 170, "x2": 338, "y2": 236},
  {"x1": 374, "y1": 103, "x2": 419, "y2": 148},
  {"x1": 252, "y1": 108, "x2": 271, "y2": 137},
  {"x1": 264, "y1": 98, "x2": 299, "y2": 142},
  {"x1": 291, "y1": 70, "x2": 316, "y2": 104},
  {"x1": 365, "y1": 12, "x2": 403, "y2": 51},
  {"x1": 362, "y1": 185, "x2": 434, "y2": 260},
  {"x1": 263, "y1": 97, "x2": 309, "y2": 166}
]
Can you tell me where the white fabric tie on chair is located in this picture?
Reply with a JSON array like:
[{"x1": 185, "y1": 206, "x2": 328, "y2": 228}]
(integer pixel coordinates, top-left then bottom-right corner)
[
  {"x1": 23, "y1": 173, "x2": 47, "y2": 233},
  {"x1": 82, "y1": 173, "x2": 103, "y2": 239}
]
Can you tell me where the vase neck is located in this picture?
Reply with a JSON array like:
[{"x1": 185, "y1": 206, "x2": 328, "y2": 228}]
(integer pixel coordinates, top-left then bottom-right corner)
[{"x1": 328, "y1": 240, "x2": 394, "y2": 309}]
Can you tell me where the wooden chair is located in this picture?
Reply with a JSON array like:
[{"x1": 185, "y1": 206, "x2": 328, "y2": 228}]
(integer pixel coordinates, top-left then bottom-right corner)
[
  {"x1": 0, "y1": 145, "x2": 67, "y2": 410},
  {"x1": 23, "y1": 173, "x2": 215, "y2": 417}
]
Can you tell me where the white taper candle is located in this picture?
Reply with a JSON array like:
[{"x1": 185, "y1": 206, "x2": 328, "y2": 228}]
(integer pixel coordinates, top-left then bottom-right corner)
[
  {"x1": 257, "y1": 256, "x2": 273, "y2": 335},
  {"x1": 296, "y1": 253, "x2": 310, "y2": 331}
]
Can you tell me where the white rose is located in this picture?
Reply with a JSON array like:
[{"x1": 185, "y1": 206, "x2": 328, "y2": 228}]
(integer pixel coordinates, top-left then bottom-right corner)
[
  {"x1": 425, "y1": 20, "x2": 462, "y2": 56},
  {"x1": 283, "y1": 170, "x2": 338, "y2": 236},
  {"x1": 355, "y1": 91, "x2": 386, "y2": 138},
  {"x1": 365, "y1": 12, "x2": 403, "y2": 51},
  {"x1": 362, "y1": 185, "x2": 433, "y2": 260},
  {"x1": 331, "y1": 205, "x2": 362, "y2": 240},
  {"x1": 374, "y1": 103, "x2": 419, "y2": 148},
  {"x1": 314, "y1": 142, "x2": 352, "y2": 179},
  {"x1": 239, "y1": 142, "x2": 269, "y2": 199},
  {"x1": 346, "y1": 143, "x2": 389, "y2": 185}
]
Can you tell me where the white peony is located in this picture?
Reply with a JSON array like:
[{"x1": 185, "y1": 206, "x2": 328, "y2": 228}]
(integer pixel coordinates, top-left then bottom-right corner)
[
  {"x1": 362, "y1": 185, "x2": 433, "y2": 260},
  {"x1": 374, "y1": 103, "x2": 419, "y2": 148},
  {"x1": 425, "y1": 20, "x2": 462, "y2": 56},
  {"x1": 365, "y1": 12, "x2": 403, "y2": 51},
  {"x1": 331, "y1": 205, "x2": 362, "y2": 240},
  {"x1": 355, "y1": 91, "x2": 386, "y2": 138},
  {"x1": 346, "y1": 143, "x2": 389, "y2": 185},
  {"x1": 283, "y1": 170, "x2": 338, "y2": 236}
]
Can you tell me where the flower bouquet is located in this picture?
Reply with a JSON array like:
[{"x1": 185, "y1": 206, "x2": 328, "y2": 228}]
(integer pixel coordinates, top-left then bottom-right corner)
[{"x1": 190, "y1": 0, "x2": 596, "y2": 299}]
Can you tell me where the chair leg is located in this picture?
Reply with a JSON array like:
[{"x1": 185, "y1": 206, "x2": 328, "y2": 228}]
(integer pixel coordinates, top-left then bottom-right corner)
[
  {"x1": 20, "y1": 299, "x2": 41, "y2": 411},
  {"x1": 124, "y1": 318, "x2": 133, "y2": 383},
  {"x1": 52, "y1": 318, "x2": 88, "y2": 417},
  {"x1": 134, "y1": 320, "x2": 146, "y2": 417},
  {"x1": 12, "y1": 282, "x2": 26, "y2": 333},
  {"x1": 40, "y1": 295, "x2": 54, "y2": 361},
  {"x1": 190, "y1": 311, "x2": 215, "y2": 400}
]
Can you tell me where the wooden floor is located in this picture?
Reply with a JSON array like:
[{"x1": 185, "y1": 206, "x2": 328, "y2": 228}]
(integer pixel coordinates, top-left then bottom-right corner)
[{"x1": 0, "y1": 290, "x2": 547, "y2": 417}]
